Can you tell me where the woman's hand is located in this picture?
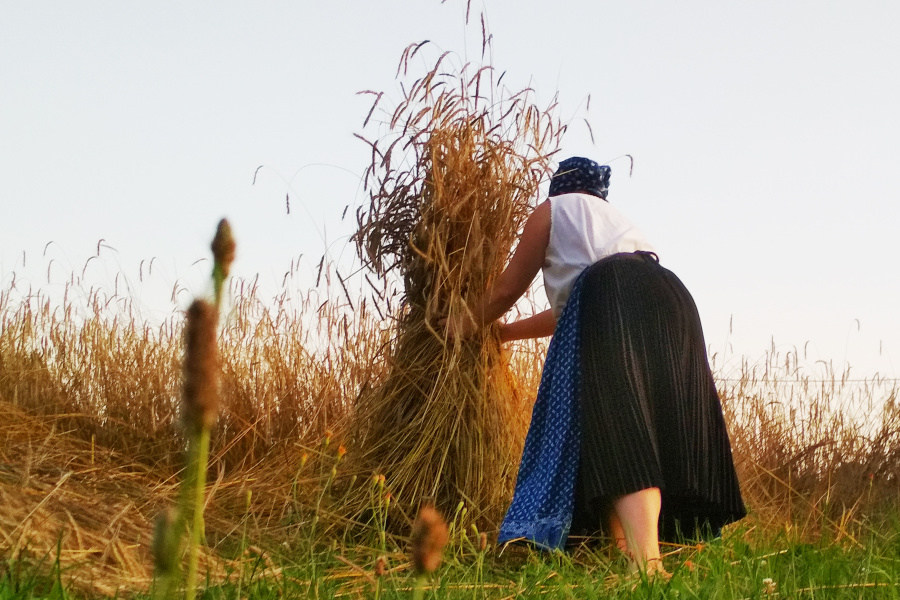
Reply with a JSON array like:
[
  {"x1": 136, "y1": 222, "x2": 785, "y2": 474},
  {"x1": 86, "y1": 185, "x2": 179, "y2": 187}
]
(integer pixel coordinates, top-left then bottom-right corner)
[
  {"x1": 452, "y1": 202, "x2": 552, "y2": 335},
  {"x1": 496, "y1": 310, "x2": 557, "y2": 342}
]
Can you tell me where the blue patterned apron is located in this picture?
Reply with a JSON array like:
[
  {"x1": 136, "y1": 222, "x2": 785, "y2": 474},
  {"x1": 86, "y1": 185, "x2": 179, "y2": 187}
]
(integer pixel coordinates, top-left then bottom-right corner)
[{"x1": 497, "y1": 272, "x2": 586, "y2": 550}]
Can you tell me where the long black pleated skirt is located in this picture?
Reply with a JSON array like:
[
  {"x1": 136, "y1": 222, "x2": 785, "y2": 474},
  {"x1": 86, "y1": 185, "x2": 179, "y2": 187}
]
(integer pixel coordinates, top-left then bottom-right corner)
[{"x1": 570, "y1": 252, "x2": 746, "y2": 542}]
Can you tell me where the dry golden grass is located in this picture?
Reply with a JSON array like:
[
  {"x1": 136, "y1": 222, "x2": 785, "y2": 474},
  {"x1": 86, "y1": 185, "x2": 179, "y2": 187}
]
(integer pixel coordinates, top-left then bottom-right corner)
[
  {"x1": 0, "y1": 400, "x2": 234, "y2": 597},
  {"x1": 717, "y1": 348, "x2": 900, "y2": 538},
  {"x1": 1, "y1": 260, "x2": 898, "y2": 594},
  {"x1": 0, "y1": 270, "x2": 377, "y2": 473}
]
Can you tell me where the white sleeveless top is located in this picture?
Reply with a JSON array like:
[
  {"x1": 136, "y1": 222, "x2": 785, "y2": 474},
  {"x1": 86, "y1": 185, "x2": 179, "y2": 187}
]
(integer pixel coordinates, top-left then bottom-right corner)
[{"x1": 543, "y1": 193, "x2": 655, "y2": 317}]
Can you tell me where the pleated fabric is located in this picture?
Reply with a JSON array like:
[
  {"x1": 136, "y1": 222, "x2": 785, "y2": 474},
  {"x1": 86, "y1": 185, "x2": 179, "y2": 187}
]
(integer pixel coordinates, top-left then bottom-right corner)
[{"x1": 571, "y1": 252, "x2": 746, "y2": 541}]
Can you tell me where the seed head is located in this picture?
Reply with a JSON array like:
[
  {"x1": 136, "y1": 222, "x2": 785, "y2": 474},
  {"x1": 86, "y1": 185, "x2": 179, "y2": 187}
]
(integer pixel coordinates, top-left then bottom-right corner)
[
  {"x1": 374, "y1": 555, "x2": 388, "y2": 577},
  {"x1": 479, "y1": 531, "x2": 488, "y2": 552},
  {"x1": 210, "y1": 219, "x2": 236, "y2": 279},
  {"x1": 410, "y1": 504, "x2": 448, "y2": 575},
  {"x1": 182, "y1": 299, "x2": 220, "y2": 433}
]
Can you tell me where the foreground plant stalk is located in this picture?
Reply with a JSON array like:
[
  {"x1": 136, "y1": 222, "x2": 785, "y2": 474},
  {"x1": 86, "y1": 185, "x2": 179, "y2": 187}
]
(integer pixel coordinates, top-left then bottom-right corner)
[
  {"x1": 182, "y1": 297, "x2": 220, "y2": 600},
  {"x1": 153, "y1": 220, "x2": 233, "y2": 600}
]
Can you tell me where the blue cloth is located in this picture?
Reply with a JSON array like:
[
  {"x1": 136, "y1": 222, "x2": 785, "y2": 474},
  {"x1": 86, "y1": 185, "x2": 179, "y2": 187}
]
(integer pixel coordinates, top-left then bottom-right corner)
[
  {"x1": 497, "y1": 273, "x2": 586, "y2": 550},
  {"x1": 548, "y1": 157, "x2": 611, "y2": 200}
]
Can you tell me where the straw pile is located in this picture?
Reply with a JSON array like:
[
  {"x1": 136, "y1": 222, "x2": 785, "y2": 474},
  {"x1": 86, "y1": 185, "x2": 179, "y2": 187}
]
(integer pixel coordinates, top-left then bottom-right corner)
[
  {"x1": 0, "y1": 399, "x2": 235, "y2": 597},
  {"x1": 350, "y1": 43, "x2": 565, "y2": 523}
]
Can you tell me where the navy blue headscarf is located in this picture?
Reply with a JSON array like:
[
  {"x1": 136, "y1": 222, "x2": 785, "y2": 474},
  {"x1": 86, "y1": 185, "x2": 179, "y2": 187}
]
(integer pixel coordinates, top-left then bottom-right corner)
[{"x1": 548, "y1": 157, "x2": 611, "y2": 200}]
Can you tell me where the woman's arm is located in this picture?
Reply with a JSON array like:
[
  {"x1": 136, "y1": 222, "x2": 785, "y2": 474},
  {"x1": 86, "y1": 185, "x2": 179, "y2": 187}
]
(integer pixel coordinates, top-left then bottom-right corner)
[
  {"x1": 499, "y1": 309, "x2": 557, "y2": 342},
  {"x1": 447, "y1": 201, "x2": 551, "y2": 338}
]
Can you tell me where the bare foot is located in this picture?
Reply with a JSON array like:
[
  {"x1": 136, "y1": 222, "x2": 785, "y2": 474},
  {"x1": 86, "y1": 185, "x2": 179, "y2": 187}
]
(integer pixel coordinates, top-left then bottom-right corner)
[
  {"x1": 627, "y1": 558, "x2": 672, "y2": 580},
  {"x1": 644, "y1": 558, "x2": 672, "y2": 580}
]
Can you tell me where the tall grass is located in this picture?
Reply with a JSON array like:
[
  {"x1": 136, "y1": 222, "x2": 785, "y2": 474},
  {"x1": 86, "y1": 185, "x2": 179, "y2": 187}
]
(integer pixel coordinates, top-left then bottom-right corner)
[
  {"x1": 1, "y1": 255, "x2": 899, "y2": 596},
  {"x1": 0, "y1": 261, "x2": 379, "y2": 473},
  {"x1": 716, "y1": 346, "x2": 900, "y2": 535},
  {"x1": 2, "y1": 255, "x2": 897, "y2": 517}
]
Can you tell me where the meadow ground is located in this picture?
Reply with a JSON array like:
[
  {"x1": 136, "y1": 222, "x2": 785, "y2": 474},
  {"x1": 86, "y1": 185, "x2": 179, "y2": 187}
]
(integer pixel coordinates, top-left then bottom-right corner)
[{"x1": 1, "y1": 262, "x2": 899, "y2": 599}]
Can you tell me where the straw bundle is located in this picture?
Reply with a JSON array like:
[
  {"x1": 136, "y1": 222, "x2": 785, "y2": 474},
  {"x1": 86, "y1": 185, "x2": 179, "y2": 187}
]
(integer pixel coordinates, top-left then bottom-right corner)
[{"x1": 351, "y1": 43, "x2": 565, "y2": 523}]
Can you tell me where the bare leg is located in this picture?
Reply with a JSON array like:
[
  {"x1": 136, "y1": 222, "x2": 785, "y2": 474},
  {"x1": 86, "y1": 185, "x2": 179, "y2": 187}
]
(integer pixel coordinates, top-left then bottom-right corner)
[{"x1": 612, "y1": 488, "x2": 667, "y2": 575}]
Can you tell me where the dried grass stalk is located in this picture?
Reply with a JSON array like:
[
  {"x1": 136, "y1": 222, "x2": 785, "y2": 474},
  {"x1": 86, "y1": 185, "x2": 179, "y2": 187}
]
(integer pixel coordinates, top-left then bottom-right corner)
[{"x1": 351, "y1": 42, "x2": 565, "y2": 523}]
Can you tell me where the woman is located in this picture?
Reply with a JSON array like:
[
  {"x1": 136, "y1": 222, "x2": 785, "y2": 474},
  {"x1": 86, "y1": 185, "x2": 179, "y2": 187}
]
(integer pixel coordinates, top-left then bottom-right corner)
[{"x1": 447, "y1": 157, "x2": 745, "y2": 573}]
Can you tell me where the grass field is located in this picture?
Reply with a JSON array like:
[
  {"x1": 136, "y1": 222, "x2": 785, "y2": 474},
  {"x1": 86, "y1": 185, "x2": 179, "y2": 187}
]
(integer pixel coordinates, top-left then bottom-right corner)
[{"x1": 1, "y1": 251, "x2": 899, "y2": 598}]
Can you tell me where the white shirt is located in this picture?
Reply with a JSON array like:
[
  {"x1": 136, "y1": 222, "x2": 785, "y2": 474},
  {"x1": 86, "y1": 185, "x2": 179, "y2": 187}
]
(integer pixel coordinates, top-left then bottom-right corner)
[{"x1": 542, "y1": 193, "x2": 655, "y2": 317}]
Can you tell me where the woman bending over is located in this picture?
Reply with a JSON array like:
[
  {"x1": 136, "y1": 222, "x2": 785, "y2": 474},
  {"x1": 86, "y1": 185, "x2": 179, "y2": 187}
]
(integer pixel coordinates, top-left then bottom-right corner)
[{"x1": 446, "y1": 157, "x2": 745, "y2": 573}]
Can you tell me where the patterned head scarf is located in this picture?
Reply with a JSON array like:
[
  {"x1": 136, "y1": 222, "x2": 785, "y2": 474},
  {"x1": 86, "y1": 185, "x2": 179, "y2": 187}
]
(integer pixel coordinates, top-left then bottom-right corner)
[{"x1": 548, "y1": 157, "x2": 611, "y2": 199}]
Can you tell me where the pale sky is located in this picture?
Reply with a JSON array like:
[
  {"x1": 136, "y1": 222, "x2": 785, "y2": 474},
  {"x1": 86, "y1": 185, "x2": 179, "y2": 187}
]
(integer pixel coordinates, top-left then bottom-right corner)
[{"x1": 2, "y1": 1, "x2": 899, "y2": 380}]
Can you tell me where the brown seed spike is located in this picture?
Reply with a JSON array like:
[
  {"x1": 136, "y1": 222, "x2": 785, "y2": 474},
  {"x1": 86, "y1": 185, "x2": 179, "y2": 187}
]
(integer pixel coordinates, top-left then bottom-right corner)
[
  {"x1": 410, "y1": 505, "x2": 448, "y2": 575},
  {"x1": 182, "y1": 299, "x2": 220, "y2": 433},
  {"x1": 210, "y1": 219, "x2": 236, "y2": 279},
  {"x1": 374, "y1": 555, "x2": 388, "y2": 577}
]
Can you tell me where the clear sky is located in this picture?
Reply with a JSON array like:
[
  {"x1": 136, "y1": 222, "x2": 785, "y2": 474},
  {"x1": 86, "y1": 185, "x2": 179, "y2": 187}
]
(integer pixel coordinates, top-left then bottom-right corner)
[{"x1": 2, "y1": 1, "x2": 899, "y2": 380}]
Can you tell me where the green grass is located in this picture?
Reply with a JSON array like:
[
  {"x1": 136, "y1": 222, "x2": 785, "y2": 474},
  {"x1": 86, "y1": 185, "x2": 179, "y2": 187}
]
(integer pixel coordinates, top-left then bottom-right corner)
[{"x1": 4, "y1": 514, "x2": 900, "y2": 599}]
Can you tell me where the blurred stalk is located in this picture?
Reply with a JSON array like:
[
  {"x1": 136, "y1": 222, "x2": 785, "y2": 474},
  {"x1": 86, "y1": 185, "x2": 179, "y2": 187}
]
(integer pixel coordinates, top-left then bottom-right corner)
[{"x1": 154, "y1": 219, "x2": 233, "y2": 600}]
